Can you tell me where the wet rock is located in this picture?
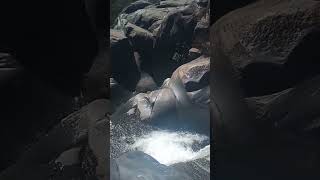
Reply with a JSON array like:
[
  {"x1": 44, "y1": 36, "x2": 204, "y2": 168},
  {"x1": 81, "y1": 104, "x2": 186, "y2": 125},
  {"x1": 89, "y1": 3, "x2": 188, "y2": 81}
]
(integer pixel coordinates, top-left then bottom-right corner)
[
  {"x1": 192, "y1": 15, "x2": 209, "y2": 54},
  {"x1": 155, "y1": 4, "x2": 199, "y2": 51},
  {"x1": 188, "y1": 48, "x2": 202, "y2": 61},
  {"x1": 150, "y1": 88, "x2": 178, "y2": 125},
  {"x1": 112, "y1": 87, "x2": 176, "y2": 125},
  {"x1": 196, "y1": 0, "x2": 209, "y2": 7},
  {"x1": 161, "y1": 78, "x2": 171, "y2": 88},
  {"x1": 110, "y1": 78, "x2": 133, "y2": 109},
  {"x1": 124, "y1": 22, "x2": 155, "y2": 51},
  {"x1": 115, "y1": 151, "x2": 192, "y2": 180},
  {"x1": 114, "y1": 0, "x2": 209, "y2": 85},
  {"x1": 135, "y1": 72, "x2": 158, "y2": 93},
  {"x1": 123, "y1": 92, "x2": 154, "y2": 121},
  {"x1": 172, "y1": 155, "x2": 210, "y2": 180},
  {"x1": 150, "y1": 2, "x2": 208, "y2": 84},
  {"x1": 111, "y1": 29, "x2": 140, "y2": 90},
  {"x1": 121, "y1": 0, "x2": 152, "y2": 14},
  {"x1": 115, "y1": 7, "x2": 172, "y2": 31},
  {"x1": 211, "y1": 0, "x2": 320, "y2": 97},
  {"x1": 158, "y1": 0, "x2": 194, "y2": 8},
  {"x1": 187, "y1": 85, "x2": 210, "y2": 106},
  {"x1": 171, "y1": 56, "x2": 209, "y2": 92},
  {"x1": 124, "y1": 23, "x2": 155, "y2": 72}
]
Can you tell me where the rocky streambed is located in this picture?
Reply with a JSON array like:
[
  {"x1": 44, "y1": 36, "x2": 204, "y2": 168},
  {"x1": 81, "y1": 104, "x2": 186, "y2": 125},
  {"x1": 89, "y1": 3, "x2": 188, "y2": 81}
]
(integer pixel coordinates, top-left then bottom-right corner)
[{"x1": 110, "y1": 0, "x2": 211, "y2": 179}]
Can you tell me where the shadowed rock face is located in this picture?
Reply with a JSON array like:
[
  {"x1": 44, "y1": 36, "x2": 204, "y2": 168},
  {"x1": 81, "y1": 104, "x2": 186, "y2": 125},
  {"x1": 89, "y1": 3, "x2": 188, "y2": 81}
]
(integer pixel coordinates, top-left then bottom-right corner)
[
  {"x1": 211, "y1": 0, "x2": 320, "y2": 97},
  {"x1": 0, "y1": 1, "x2": 109, "y2": 178},
  {"x1": 0, "y1": 99, "x2": 111, "y2": 180},
  {"x1": 210, "y1": 0, "x2": 257, "y2": 24},
  {"x1": 110, "y1": 29, "x2": 140, "y2": 90},
  {"x1": 1, "y1": 0, "x2": 99, "y2": 96},
  {"x1": 211, "y1": 0, "x2": 320, "y2": 179}
]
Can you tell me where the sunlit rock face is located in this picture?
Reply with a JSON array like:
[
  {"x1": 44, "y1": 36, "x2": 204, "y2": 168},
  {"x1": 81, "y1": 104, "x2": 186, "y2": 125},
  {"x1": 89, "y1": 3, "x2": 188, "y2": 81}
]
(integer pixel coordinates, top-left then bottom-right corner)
[
  {"x1": 110, "y1": 57, "x2": 210, "y2": 179},
  {"x1": 110, "y1": 43, "x2": 210, "y2": 138}
]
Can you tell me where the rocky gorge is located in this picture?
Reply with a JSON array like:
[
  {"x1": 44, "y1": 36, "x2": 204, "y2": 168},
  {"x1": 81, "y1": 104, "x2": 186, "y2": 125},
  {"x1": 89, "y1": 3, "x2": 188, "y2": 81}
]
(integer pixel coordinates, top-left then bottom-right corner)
[{"x1": 110, "y1": 0, "x2": 211, "y2": 179}]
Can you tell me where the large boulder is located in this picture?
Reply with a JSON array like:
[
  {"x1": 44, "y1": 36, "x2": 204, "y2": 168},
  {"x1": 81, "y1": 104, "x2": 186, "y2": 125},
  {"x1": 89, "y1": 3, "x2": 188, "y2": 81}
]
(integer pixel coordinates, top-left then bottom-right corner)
[
  {"x1": 112, "y1": 63, "x2": 210, "y2": 134},
  {"x1": 0, "y1": 54, "x2": 76, "y2": 170},
  {"x1": 246, "y1": 75, "x2": 320, "y2": 136},
  {"x1": 114, "y1": 0, "x2": 209, "y2": 85},
  {"x1": 154, "y1": 3, "x2": 200, "y2": 52},
  {"x1": 192, "y1": 14, "x2": 210, "y2": 55},
  {"x1": 124, "y1": 22, "x2": 155, "y2": 51},
  {"x1": 171, "y1": 56, "x2": 209, "y2": 92},
  {"x1": 110, "y1": 29, "x2": 140, "y2": 90},
  {"x1": 0, "y1": 99, "x2": 111, "y2": 179},
  {"x1": 157, "y1": 0, "x2": 195, "y2": 8},
  {"x1": 114, "y1": 0, "x2": 198, "y2": 34},
  {"x1": 124, "y1": 23, "x2": 155, "y2": 72},
  {"x1": 150, "y1": 2, "x2": 208, "y2": 84},
  {"x1": 121, "y1": 0, "x2": 153, "y2": 14},
  {"x1": 115, "y1": 7, "x2": 173, "y2": 32},
  {"x1": 211, "y1": 0, "x2": 320, "y2": 97},
  {"x1": 1, "y1": 0, "x2": 99, "y2": 96}
]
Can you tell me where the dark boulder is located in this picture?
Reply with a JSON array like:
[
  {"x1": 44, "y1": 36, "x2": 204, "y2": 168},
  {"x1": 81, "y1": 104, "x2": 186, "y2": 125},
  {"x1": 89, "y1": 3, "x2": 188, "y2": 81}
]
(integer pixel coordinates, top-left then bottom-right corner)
[
  {"x1": 110, "y1": 29, "x2": 140, "y2": 90},
  {"x1": 192, "y1": 15, "x2": 210, "y2": 55},
  {"x1": 121, "y1": 0, "x2": 152, "y2": 14},
  {"x1": 246, "y1": 75, "x2": 320, "y2": 137},
  {"x1": 1, "y1": 0, "x2": 99, "y2": 96},
  {"x1": 124, "y1": 23, "x2": 155, "y2": 72},
  {"x1": 157, "y1": 0, "x2": 194, "y2": 8},
  {"x1": 211, "y1": 0, "x2": 320, "y2": 97}
]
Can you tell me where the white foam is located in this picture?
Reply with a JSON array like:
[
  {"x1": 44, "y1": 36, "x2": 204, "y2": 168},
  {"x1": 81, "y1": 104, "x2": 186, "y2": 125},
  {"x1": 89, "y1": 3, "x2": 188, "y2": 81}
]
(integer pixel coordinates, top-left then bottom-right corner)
[{"x1": 130, "y1": 130, "x2": 210, "y2": 165}]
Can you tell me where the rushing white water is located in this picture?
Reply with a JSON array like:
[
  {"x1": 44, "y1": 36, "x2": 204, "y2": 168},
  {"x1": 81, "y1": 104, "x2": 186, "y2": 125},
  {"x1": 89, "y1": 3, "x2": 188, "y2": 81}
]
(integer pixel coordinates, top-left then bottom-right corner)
[{"x1": 130, "y1": 130, "x2": 210, "y2": 165}]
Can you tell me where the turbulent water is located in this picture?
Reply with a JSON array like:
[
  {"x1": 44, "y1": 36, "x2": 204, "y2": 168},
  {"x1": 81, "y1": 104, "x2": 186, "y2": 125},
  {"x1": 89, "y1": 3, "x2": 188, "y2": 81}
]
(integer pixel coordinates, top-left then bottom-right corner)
[
  {"x1": 130, "y1": 130, "x2": 210, "y2": 165},
  {"x1": 110, "y1": 78, "x2": 210, "y2": 179}
]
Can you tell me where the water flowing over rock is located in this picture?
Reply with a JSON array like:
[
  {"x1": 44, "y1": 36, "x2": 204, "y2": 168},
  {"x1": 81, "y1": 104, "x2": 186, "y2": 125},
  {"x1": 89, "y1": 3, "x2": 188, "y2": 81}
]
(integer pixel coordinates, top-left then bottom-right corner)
[
  {"x1": 111, "y1": 54, "x2": 210, "y2": 180},
  {"x1": 110, "y1": 1, "x2": 210, "y2": 179}
]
